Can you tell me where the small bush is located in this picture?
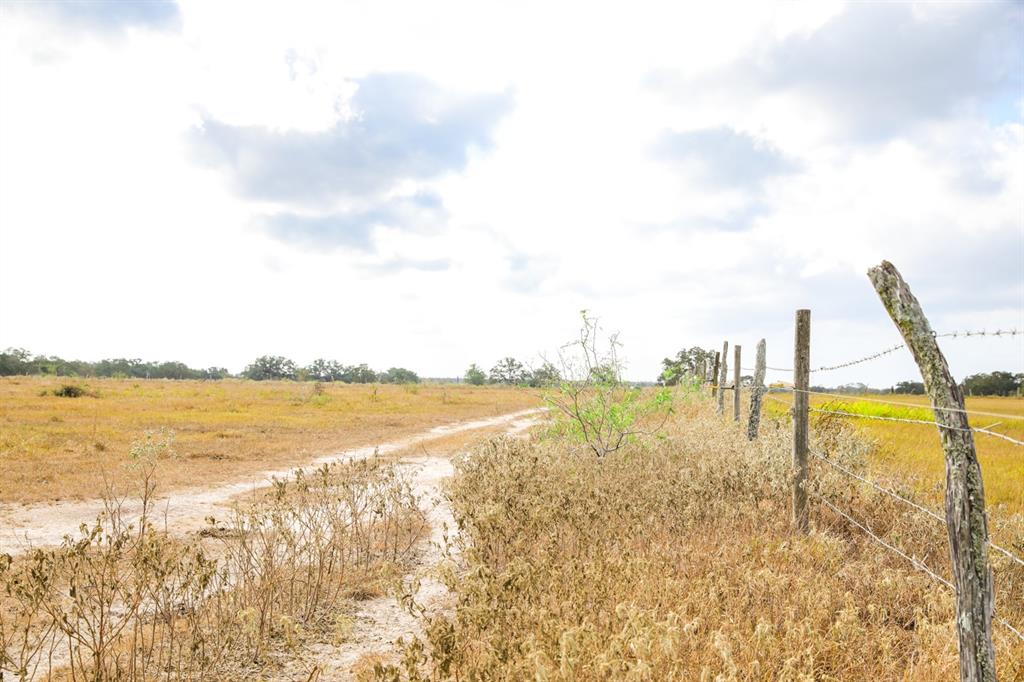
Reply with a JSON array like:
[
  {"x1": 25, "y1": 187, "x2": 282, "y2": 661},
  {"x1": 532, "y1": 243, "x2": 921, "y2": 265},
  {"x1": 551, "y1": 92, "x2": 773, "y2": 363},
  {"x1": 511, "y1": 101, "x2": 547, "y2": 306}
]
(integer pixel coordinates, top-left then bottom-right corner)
[{"x1": 52, "y1": 384, "x2": 86, "y2": 398}]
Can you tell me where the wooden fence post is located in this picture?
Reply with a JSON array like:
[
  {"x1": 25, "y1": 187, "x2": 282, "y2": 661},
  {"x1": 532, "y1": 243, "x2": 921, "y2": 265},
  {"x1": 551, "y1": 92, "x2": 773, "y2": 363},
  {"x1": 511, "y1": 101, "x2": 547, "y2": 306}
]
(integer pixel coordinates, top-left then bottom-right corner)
[
  {"x1": 793, "y1": 310, "x2": 810, "y2": 533},
  {"x1": 733, "y1": 345, "x2": 741, "y2": 422},
  {"x1": 747, "y1": 338, "x2": 766, "y2": 440},
  {"x1": 868, "y1": 261, "x2": 995, "y2": 682},
  {"x1": 717, "y1": 341, "x2": 728, "y2": 415},
  {"x1": 711, "y1": 352, "x2": 721, "y2": 398}
]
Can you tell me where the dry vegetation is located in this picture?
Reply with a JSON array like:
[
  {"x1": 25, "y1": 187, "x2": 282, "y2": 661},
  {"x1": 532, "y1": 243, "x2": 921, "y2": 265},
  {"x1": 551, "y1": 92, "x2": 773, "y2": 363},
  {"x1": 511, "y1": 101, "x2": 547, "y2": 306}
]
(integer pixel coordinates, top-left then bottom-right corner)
[
  {"x1": 2, "y1": 381, "x2": 1021, "y2": 680},
  {"x1": 0, "y1": 377, "x2": 540, "y2": 504},
  {"x1": 379, "y1": 397, "x2": 1022, "y2": 680},
  {"x1": 0, "y1": 454, "x2": 430, "y2": 680}
]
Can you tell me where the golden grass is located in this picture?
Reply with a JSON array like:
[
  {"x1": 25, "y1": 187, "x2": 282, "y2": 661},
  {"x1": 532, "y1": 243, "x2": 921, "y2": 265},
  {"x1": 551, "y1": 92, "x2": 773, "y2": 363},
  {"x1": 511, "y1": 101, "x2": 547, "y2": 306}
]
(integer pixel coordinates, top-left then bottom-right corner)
[
  {"x1": 384, "y1": 401, "x2": 1023, "y2": 680},
  {"x1": 764, "y1": 393, "x2": 1024, "y2": 516},
  {"x1": 0, "y1": 377, "x2": 541, "y2": 505}
]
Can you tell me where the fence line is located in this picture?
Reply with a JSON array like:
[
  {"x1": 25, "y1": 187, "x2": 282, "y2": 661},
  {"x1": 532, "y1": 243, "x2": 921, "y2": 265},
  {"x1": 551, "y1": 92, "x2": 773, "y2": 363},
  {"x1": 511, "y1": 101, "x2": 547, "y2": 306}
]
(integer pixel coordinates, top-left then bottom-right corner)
[
  {"x1": 810, "y1": 449, "x2": 1024, "y2": 568},
  {"x1": 744, "y1": 327, "x2": 1021, "y2": 377},
  {"x1": 707, "y1": 291, "x2": 1023, "y2": 673}
]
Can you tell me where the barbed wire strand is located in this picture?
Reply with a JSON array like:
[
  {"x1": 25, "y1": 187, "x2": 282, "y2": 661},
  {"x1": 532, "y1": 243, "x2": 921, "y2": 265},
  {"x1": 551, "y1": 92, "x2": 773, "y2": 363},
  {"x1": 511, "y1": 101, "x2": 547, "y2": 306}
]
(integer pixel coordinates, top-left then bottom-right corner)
[
  {"x1": 810, "y1": 449, "x2": 1024, "y2": 568},
  {"x1": 814, "y1": 492, "x2": 952, "y2": 587},
  {"x1": 774, "y1": 387, "x2": 1024, "y2": 422},
  {"x1": 811, "y1": 405, "x2": 1024, "y2": 444},
  {"x1": 763, "y1": 394, "x2": 795, "y2": 409},
  {"x1": 1001, "y1": 617, "x2": 1024, "y2": 643},
  {"x1": 809, "y1": 407, "x2": 969, "y2": 430},
  {"x1": 747, "y1": 328, "x2": 1021, "y2": 376},
  {"x1": 809, "y1": 407, "x2": 1024, "y2": 446},
  {"x1": 813, "y1": 492, "x2": 1023, "y2": 642},
  {"x1": 761, "y1": 395, "x2": 1024, "y2": 448},
  {"x1": 972, "y1": 426, "x2": 1024, "y2": 447}
]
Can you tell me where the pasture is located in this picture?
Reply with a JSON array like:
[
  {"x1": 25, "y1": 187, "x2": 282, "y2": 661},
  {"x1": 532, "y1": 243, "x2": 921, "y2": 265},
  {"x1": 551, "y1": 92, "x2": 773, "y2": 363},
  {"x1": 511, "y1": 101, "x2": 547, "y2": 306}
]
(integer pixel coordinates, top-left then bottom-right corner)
[
  {"x1": 0, "y1": 377, "x2": 541, "y2": 504},
  {"x1": 0, "y1": 377, "x2": 1021, "y2": 680},
  {"x1": 763, "y1": 392, "x2": 1024, "y2": 515}
]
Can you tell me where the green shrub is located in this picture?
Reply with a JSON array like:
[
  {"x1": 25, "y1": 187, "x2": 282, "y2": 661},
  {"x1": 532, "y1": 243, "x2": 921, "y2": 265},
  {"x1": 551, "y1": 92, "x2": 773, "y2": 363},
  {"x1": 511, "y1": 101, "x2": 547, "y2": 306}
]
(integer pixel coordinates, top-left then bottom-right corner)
[{"x1": 52, "y1": 384, "x2": 86, "y2": 398}]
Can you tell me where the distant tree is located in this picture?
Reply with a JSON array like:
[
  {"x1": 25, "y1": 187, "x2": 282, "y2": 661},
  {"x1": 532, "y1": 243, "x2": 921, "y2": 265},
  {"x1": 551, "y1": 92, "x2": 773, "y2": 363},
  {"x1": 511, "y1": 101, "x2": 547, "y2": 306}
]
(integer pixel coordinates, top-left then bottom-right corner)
[
  {"x1": 962, "y1": 371, "x2": 1021, "y2": 397},
  {"x1": 199, "y1": 367, "x2": 230, "y2": 380},
  {"x1": 894, "y1": 380, "x2": 925, "y2": 395},
  {"x1": 380, "y1": 367, "x2": 420, "y2": 384},
  {"x1": 0, "y1": 348, "x2": 32, "y2": 375},
  {"x1": 528, "y1": 361, "x2": 561, "y2": 388},
  {"x1": 341, "y1": 363, "x2": 378, "y2": 384},
  {"x1": 658, "y1": 346, "x2": 716, "y2": 385},
  {"x1": 464, "y1": 363, "x2": 486, "y2": 386},
  {"x1": 489, "y1": 357, "x2": 528, "y2": 384},
  {"x1": 94, "y1": 358, "x2": 144, "y2": 378},
  {"x1": 155, "y1": 361, "x2": 195, "y2": 380},
  {"x1": 242, "y1": 355, "x2": 298, "y2": 381},
  {"x1": 306, "y1": 358, "x2": 346, "y2": 382}
]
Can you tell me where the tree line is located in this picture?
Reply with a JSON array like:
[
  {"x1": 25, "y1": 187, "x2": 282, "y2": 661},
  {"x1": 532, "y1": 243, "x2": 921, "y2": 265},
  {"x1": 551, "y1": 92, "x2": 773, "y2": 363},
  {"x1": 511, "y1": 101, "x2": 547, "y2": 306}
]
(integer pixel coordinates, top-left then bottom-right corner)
[
  {"x1": 0, "y1": 348, "x2": 230, "y2": 380},
  {"x1": 658, "y1": 346, "x2": 1022, "y2": 396},
  {"x1": 0, "y1": 348, "x2": 568, "y2": 388},
  {"x1": 0, "y1": 348, "x2": 421, "y2": 384},
  {"x1": 462, "y1": 357, "x2": 561, "y2": 387},
  {"x1": 241, "y1": 356, "x2": 420, "y2": 384}
]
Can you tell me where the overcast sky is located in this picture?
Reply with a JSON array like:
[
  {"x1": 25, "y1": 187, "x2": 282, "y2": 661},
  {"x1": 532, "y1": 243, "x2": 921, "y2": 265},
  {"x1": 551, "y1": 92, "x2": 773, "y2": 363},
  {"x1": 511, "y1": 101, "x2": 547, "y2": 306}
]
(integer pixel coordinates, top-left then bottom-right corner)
[{"x1": 0, "y1": 0, "x2": 1021, "y2": 385}]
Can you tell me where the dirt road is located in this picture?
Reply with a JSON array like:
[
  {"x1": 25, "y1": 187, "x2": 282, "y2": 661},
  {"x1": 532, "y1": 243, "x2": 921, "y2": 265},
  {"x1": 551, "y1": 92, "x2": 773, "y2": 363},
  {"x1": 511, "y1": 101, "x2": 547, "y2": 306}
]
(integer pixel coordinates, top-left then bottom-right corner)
[{"x1": 0, "y1": 409, "x2": 542, "y2": 556}]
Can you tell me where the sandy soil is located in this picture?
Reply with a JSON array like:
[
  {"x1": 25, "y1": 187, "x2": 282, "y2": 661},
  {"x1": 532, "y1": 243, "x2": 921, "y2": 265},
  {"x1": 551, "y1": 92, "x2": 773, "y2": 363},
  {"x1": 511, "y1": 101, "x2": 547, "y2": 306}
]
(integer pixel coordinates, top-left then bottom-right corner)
[{"x1": 0, "y1": 409, "x2": 542, "y2": 556}]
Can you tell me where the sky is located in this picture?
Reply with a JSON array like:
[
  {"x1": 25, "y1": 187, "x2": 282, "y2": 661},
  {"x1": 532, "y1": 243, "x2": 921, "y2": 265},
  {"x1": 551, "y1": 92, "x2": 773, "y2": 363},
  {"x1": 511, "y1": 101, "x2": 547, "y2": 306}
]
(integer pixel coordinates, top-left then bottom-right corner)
[{"x1": 0, "y1": 0, "x2": 1021, "y2": 386}]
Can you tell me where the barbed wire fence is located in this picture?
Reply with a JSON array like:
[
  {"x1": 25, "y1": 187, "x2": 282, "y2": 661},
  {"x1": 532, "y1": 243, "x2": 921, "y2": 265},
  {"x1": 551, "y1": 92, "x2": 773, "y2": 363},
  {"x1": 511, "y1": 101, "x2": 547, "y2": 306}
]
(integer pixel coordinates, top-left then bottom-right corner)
[{"x1": 704, "y1": 263, "x2": 1023, "y2": 678}]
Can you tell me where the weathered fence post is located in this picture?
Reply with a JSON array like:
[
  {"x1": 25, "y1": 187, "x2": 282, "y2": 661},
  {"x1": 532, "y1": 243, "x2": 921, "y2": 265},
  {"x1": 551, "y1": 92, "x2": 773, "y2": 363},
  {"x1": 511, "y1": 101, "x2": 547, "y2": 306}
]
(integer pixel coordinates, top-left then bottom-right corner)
[
  {"x1": 868, "y1": 261, "x2": 995, "y2": 682},
  {"x1": 716, "y1": 341, "x2": 728, "y2": 415},
  {"x1": 733, "y1": 345, "x2": 741, "y2": 422},
  {"x1": 711, "y1": 351, "x2": 721, "y2": 398},
  {"x1": 747, "y1": 338, "x2": 766, "y2": 440},
  {"x1": 793, "y1": 310, "x2": 810, "y2": 533}
]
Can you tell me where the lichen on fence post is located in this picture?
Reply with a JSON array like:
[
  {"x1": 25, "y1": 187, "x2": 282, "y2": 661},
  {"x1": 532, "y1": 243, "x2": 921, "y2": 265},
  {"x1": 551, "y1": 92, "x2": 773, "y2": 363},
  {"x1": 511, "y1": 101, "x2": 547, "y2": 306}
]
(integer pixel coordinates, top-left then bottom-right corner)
[
  {"x1": 711, "y1": 351, "x2": 721, "y2": 399},
  {"x1": 747, "y1": 338, "x2": 766, "y2": 440},
  {"x1": 792, "y1": 310, "x2": 810, "y2": 534},
  {"x1": 868, "y1": 260, "x2": 995, "y2": 682},
  {"x1": 716, "y1": 342, "x2": 728, "y2": 415},
  {"x1": 733, "y1": 345, "x2": 741, "y2": 422}
]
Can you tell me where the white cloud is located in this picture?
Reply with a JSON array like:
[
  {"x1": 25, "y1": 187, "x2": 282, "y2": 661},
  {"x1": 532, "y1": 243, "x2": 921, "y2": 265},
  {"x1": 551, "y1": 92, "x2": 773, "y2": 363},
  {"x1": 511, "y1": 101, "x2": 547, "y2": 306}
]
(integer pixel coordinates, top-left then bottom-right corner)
[{"x1": 0, "y1": 0, "x2": 1021, "y2": 385}]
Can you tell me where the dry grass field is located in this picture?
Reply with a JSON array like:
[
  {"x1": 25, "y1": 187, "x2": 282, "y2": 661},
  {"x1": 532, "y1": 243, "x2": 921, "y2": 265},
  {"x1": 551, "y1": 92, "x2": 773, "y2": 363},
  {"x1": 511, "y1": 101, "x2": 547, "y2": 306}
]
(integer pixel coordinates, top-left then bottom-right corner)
[
  {"x1": 0, "y1": 377, "x2": 541, "y2": 505},
  {"x1": 1, "y1": 383, "x2": 1021, "y2": 680},
  {"x1": 763, "y1": 392, "x2": 1024, "y2": 516}
]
